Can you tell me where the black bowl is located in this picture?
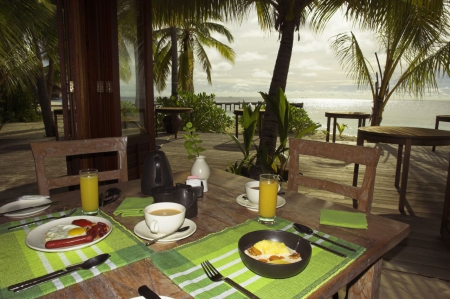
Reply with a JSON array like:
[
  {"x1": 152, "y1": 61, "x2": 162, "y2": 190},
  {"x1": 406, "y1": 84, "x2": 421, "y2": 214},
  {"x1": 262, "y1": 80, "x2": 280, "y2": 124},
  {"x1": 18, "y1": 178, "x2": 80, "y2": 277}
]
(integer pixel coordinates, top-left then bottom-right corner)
[{"x1": 238, "y1": 230, "x2": 312, "y2": 279}]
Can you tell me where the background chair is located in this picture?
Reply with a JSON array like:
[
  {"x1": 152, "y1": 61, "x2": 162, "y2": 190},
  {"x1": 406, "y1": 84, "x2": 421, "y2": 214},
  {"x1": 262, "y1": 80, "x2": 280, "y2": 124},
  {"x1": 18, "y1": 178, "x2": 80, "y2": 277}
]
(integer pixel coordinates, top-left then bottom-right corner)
[
  {"x1": 30, "y1": 137, "x2": 128, "y2": 195},
  {"x1": 287, "y1": 138, "x2": 381, "y2": 213}
]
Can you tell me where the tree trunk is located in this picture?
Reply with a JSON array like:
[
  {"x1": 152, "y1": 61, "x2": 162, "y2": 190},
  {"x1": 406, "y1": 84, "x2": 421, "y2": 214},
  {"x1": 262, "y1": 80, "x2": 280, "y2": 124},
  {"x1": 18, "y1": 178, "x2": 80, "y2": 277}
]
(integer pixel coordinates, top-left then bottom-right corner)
[
  {"x1": 46, "y1": 57, "x2": 54, "y2": 101},
  {"x1": 260, "y1": 19, "x2": 295, "y2": 157},
  {"x1": 171, "y1": 26, "x2": 178, "y2": 96},
  {"x1": 33, "y1": 35, "x2": 55, "y2": 137}
]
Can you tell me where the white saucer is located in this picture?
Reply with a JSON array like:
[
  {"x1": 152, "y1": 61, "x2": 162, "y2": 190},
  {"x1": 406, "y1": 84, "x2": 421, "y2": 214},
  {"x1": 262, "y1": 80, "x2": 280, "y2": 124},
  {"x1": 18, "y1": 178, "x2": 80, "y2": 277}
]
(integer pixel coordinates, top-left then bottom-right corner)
[
  {"x1": 0, "y1": 198, "x2": 52, "y2": 218},
  {"x1": 134, "y1": 219, "x2": 196, "y2": 243},
  {"x1": 131, "y1": 296, "x2": 173, "y2": 299},
  {"x1": 236, "y1": 194, "x2": 286, "y2": 211}
]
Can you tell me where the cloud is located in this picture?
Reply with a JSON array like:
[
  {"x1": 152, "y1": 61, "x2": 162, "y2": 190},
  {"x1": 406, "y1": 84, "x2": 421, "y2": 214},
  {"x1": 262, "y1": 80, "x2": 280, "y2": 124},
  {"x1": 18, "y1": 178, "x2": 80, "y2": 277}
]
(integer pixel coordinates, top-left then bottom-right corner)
[
  {"x1": 301, "y1": 73, "x2": 318, "y2": 77},
  {"x1": 252, "y1": 68, "x2": 271, "y2": 78},
  {"x1": 236, "y1": 52, "x2": 267, "y2": 61},
  {"x1": 213, "y1": 62, "x2": 233, "y2": 71}
]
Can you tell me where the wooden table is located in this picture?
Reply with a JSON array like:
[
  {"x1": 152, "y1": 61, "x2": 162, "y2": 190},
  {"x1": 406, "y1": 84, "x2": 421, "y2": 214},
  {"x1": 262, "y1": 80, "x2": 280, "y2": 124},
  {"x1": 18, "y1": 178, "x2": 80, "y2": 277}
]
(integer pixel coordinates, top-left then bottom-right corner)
[
  {"x1": 1, "y1": 169, "x2": 409, "y2": 299},
  {"x1": 325, "y1": 112, "x2": 370, "y2": 143},
  {"x1": 432, "y1": 115, "x2": 450, "y2": 151},
  {"x1": 155, "y1": 107, "x2": 193, "y2": 139},
  {"x1": 354, "y1": 126, "x2": 450, "y2": 211},
  {"x1": 233, "y1": 109, "x2": 265, "y2": 138}
]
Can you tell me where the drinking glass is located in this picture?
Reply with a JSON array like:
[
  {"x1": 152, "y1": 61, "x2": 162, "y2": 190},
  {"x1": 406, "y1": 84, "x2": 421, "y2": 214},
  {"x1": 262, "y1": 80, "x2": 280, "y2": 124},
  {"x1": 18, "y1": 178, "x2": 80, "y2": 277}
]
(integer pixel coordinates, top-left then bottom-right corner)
[
  {"x1": 80, "y1": 169, "x2": 99, "y2": 215},
  {"x1": 258, "y1": 174, "x2": 280, "y2": 225}
]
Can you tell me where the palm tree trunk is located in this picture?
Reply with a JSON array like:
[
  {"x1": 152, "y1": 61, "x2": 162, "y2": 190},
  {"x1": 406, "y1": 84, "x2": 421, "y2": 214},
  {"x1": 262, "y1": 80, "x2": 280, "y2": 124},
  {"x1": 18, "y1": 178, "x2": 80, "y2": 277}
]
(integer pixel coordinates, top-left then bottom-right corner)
[
  {"x1": 260, "y1": 19, "x2": 295, "y2": 157},
  {"x1": 171, "y1": 26, "x2": 178, "y2": 96},
  {"x1": 33, "y1": 35, "x2": 55, "y2": 137},
  {"x1": 46, "y1": 57, "x2": 54, "y2": 101}
]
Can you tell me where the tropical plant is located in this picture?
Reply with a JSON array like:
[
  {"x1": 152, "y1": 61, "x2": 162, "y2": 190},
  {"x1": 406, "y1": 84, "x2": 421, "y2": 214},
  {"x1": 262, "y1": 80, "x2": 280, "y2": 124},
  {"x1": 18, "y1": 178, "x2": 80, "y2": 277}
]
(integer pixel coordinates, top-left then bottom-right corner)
[
  {"x1": 183, "y1": 122, "x2": 206, "y2": 160},
  {"x1": 226, "y1": 101, "x2": 262, "y2": 175},
  {"x1": 155, "y1": 91, "x2": 233, "y2": 133},
  {"x1": 153, "y1": 16, "x2": 235, "y2": 93},
  {"x1": 329, "y1": 3, "x2": 450, "y2": 126},
  {"x1": 0, "y1": 0, "x2": 57, "y2": 136},
  {"x1": 336, "y1": 122, "x2": 347, "y2": 138}
]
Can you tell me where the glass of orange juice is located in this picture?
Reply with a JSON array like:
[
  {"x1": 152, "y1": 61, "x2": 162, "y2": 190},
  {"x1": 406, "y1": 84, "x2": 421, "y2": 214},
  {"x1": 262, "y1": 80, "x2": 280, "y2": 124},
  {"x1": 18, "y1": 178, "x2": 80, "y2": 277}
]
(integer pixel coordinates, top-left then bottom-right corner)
[
  {"x1": 258, "y1": 174, "x2": 280, "y2": 225},
  {"x1": 80, "y1": 169, "x2": 99, "y2": 215}
]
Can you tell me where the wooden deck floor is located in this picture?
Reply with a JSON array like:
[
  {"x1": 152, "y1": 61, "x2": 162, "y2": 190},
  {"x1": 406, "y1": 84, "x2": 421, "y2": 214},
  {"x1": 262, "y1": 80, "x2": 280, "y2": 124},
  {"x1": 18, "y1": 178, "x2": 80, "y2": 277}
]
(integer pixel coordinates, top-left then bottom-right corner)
[
  {"x1": 156, "y1": 131, "x2": 450, "y2": 298},
  {"x1": 0, "y1": 123, "x2": 450, "y2": 298}
]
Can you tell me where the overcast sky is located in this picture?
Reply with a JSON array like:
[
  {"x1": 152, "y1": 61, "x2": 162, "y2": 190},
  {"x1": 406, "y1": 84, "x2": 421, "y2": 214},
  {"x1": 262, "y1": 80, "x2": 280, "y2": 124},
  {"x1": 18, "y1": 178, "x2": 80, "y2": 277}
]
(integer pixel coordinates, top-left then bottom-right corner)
[{"x1": 121, "y1": 8, "x2": 450, "y2": 100}]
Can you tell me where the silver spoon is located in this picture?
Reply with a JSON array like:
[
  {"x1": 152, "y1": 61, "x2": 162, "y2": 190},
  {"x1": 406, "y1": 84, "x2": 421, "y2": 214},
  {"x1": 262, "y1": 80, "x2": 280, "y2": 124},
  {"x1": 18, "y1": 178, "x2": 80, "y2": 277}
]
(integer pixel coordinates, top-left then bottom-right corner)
[
  {"x1": 145, "y1": 226, "x2": 190, "y2": 246},
  {"x1": 8, "y1": 253, "x2": 110, "y2": 292},
  {"x1": 8, "y1": 208, "x2": 77, "y2": 230},
  {"x1": 293, "y1": 223, "x2": 356, "y2": 252}
]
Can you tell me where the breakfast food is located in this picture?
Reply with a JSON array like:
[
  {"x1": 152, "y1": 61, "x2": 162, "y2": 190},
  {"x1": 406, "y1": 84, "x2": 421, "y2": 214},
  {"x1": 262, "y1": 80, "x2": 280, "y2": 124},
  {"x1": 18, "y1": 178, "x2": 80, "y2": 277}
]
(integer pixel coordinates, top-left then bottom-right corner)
[
  {"x1": 245, "y1": 239, "x2": 301, "y2": 264},
  {"x1": 44, "y1": 219, "x2": 110, "y2": 249}
]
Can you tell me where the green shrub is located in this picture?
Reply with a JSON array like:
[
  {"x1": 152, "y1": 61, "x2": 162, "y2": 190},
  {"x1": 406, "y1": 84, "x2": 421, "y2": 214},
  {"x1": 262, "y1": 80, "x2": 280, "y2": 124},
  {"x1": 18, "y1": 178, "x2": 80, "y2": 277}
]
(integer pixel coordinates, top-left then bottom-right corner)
[
  {"x1": 155, "y1": 91, "x2": 233, "y2": 133},
  {"x1": 0, "y1": 86, "x2": 41, "y2": 124},
  {"x1": 120, "y1": 100, "x2": 139, "y2": 116},
  {"x1": 288, "y1": 105, "x2": 317, "y2": 135}
]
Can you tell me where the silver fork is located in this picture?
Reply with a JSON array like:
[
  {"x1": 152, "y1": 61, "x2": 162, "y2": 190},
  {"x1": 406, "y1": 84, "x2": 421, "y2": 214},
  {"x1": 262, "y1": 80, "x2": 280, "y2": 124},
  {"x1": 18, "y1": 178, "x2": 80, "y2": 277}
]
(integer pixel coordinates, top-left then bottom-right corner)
[
  {"x1": 201, "y1": 260, "x2": 260, "y2": 299},
  {"x1": 8, "y1": 208, "x2": 77, "y2": 230}
]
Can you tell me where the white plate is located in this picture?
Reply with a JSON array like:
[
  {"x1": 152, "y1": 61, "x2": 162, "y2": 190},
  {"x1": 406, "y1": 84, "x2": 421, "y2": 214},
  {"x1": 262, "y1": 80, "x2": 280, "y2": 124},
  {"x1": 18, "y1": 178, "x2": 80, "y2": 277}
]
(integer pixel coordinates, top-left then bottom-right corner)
[
  {"x1": 0, "y1": 198, "x2": 52, "y2": 218},
  {"x1": 131, "y1": 296, "x2": 173, "y2": 299},
  {"x1": 134, "y1": 218, "x2": 196, "y2": 243},
  {"x1": 236, "y1": 194, "x2": 286, "y2": 211},
  {"x1": 26, "y1": 216, "x2": 112, "y2": 252}
]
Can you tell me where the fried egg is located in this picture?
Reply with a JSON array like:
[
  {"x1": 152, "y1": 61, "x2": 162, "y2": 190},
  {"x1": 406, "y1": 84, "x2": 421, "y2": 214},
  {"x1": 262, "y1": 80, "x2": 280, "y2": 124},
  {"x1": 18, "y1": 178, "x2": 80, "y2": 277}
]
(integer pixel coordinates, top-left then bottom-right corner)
[{"x1": 44, "y1": 224, "x2": 86, "y2": 241}]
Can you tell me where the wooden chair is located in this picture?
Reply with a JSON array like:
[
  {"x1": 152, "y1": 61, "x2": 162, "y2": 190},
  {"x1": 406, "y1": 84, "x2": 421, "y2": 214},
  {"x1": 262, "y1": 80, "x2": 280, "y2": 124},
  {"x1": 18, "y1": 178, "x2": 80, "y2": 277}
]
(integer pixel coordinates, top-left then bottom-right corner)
[
  {"x1": 30, "y1": 137, "x2": 128, "y2": 195},
  {"x1": 287, "y1": 138, "x2": 381, "y2": 213}
]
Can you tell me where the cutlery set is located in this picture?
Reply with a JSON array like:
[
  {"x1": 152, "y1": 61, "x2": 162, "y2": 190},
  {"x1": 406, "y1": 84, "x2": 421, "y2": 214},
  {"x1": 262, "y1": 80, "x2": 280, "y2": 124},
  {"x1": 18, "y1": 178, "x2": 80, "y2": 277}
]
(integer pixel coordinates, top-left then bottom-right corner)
[{"x1": 5, "y1": 196, "x2": 355, "y2": 297}]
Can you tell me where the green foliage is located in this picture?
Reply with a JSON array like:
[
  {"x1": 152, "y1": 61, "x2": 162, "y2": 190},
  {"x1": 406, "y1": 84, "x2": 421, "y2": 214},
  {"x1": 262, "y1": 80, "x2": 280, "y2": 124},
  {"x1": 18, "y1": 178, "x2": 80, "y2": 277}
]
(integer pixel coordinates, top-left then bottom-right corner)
[
  {"x1": 120, "y1": 101, "x2": 139, "y2": 116},
  {"x1": 183, "y1": 122, "x2": 206, "y2": 161},
  {"x1": 288, "y1": 105, "x2": 317, "y2": 135},
  {"x1": 155, "y1": 91, "x2": 233, "y2": 133},
  {"x1": 0, "y1": 86, "x2": 42, "y2": 124},
  {"x1": 226, "y1": 101, "x2": 262, "y2": 174},
  {"x1": 336, "y1": 122, "x2": 348, "y2": 137}
]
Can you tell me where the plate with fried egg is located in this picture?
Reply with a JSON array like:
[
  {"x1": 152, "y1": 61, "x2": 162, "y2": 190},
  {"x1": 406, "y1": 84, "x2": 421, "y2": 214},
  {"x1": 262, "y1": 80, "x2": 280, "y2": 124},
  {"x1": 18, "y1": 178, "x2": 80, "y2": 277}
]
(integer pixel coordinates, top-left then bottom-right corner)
[{"x1": 26, "y1": 216, "x2": 112, "y2": 252}]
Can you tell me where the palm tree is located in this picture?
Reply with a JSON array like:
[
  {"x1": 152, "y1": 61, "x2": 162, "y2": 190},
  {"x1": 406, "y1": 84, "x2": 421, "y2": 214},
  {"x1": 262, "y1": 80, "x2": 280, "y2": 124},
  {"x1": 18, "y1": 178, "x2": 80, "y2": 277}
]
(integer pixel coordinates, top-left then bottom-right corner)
[
  {"x1": 153, "y1": 18, "x2": 235, "y2": 93},
  {"x1": 329, "y1": 3, "x2": 450, "y2": 126},
  {"x1": 0, "y1": 0, "x2": 57, "y2": 135}
]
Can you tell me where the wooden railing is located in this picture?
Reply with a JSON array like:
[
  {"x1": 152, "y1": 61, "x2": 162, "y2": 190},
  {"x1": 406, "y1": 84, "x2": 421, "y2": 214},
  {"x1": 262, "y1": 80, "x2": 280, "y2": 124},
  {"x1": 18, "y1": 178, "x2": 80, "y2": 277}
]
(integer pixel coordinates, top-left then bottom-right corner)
[{"x1": 214, "y1": 101, "x2": 303, "y2": 111}]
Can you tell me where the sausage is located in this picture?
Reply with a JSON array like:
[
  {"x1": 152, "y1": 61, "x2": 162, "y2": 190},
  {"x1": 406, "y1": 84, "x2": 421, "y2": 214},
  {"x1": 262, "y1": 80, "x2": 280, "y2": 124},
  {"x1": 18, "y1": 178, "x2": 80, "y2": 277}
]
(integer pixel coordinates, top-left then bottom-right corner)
[{"x1": 45, "y1": 234, "x2": 94, "y2": 249}]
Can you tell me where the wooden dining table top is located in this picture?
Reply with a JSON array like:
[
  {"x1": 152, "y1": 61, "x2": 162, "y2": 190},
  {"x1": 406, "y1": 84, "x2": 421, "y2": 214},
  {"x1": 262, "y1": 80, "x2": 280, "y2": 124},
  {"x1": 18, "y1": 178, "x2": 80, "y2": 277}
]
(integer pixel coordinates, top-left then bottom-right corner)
[{"x1": 1, "y1": 169, "x2": 410, "y2": 299}]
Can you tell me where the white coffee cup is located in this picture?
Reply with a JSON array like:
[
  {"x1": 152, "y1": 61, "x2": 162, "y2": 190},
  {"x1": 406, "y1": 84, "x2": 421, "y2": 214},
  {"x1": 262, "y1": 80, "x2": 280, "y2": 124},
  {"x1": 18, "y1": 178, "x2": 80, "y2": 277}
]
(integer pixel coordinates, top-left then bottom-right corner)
[
  {"x1": 245, "y1": 180, "x2": 280, "y2": 205},
  {"x1": 144, "y1": 202, "x2": 186, "y2": 234}
]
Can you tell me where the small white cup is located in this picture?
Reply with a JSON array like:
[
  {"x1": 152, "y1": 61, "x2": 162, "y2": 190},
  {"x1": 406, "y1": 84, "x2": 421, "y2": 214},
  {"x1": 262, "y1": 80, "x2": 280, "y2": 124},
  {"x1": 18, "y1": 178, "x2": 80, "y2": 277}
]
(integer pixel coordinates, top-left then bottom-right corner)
[
  {"x1": 144, "y1": 202, "x2": 186, "y2": 234},
  {"x1": 245, "y1": 180, "x2": 280, "y2": 205}
]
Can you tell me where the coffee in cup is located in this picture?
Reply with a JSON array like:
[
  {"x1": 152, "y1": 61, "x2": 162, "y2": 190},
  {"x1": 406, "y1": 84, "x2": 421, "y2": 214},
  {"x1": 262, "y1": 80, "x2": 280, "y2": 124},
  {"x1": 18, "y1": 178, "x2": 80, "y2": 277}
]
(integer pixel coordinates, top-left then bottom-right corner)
[{"x1": 144, "y1": 202, "x2": 186, "y2": 234}]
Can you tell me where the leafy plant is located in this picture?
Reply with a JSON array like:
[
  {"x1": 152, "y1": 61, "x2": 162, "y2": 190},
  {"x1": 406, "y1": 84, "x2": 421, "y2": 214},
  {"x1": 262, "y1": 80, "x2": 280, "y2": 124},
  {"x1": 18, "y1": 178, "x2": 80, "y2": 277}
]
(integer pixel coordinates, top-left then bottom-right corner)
[
  {"x1": 226, "y1": 101, "x2": 262, "y2": 175},
  {"x1": 336, "y1": 122, "x2": 348, "y2": 138},
  {"x1": 183, "y1": 122, "x2": 206, "y2": 160},
  {"x1": 120, "y1": 101, "x2": 139, "y2": 116},
  {"x1": 155, "y1": 91, "x2": 233, "y2": 133}
]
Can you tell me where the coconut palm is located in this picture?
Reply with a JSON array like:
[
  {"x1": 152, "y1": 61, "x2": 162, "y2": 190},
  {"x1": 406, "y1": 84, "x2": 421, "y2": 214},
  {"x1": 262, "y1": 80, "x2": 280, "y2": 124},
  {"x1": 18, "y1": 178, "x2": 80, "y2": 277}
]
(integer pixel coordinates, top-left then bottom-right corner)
[
  {"x1": 329, "y1": 3, "x2": 450, "y2": 126},
  {"x1": 0, "y1": 0, "x2": 56, "y2": 135},
  {"x1": 153, "y1": 18, "x2": 235, "y2": 93}
]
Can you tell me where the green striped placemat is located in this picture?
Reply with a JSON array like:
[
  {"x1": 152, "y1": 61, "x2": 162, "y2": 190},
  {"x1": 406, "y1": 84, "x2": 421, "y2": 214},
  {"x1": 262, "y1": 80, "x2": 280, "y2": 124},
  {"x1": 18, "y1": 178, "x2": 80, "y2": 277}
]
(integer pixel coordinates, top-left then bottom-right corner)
[
  {"x1": 150, "y1": 217, "x2": 365, "y2": 299},
  {"x1": 0, "y1": 209, "x2": 152, "y2": 299}
]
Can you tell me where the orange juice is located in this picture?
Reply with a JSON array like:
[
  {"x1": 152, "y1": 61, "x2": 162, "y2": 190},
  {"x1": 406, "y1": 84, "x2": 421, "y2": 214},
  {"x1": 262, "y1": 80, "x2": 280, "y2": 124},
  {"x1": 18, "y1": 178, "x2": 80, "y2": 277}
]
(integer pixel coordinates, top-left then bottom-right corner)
[
  {"x1": 80, "y1": 169, "x2": 99, "y2": 215},
  {"x1": 259, "y1": 180, "x2": 278, "y2": 218}
]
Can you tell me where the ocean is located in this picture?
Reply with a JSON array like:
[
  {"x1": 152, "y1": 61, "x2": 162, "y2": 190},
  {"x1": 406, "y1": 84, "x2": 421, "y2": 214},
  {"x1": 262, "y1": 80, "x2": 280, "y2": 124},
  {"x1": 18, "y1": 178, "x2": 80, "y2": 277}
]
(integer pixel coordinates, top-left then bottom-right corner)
[{"x1": 214, "y1": 97, "x2": 450, "y2": 137}]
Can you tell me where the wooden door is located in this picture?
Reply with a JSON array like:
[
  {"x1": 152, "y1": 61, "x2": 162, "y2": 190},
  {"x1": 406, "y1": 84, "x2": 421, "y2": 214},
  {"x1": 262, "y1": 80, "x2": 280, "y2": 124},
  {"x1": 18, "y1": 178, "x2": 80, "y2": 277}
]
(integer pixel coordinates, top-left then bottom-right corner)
[{"x1": 56, "y1": 0, "x2": 155, "y2": 178}]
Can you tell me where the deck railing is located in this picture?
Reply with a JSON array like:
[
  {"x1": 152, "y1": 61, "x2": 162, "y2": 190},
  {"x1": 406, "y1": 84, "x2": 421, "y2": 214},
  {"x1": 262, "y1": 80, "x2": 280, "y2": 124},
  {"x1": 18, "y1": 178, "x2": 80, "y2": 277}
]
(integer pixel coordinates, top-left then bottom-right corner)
[{"x1": 214, "y1": 101, "x2": 303, "y2": 111}]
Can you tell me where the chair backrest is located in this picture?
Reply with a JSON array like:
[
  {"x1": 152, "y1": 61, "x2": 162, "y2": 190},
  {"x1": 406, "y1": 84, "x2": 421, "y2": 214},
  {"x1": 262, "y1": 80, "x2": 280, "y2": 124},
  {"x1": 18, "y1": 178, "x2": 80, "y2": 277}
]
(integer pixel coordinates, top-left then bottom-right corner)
[
  {"x1": 287, "y1": 138, "x2": 381, "y2": 213},
  {"x1": 30, "y1": 137, "x2": 128, "y2": 195}
]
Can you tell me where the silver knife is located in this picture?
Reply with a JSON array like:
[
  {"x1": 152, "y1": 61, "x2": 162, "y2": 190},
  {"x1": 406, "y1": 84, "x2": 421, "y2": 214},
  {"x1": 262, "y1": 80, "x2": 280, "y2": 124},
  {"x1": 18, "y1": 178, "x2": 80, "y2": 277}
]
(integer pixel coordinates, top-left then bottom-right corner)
[
  {"x1": 138, "y1": 285, "x2": 162, "y2": 299},
  {"x1": 0, "y1": 201, "x2": 62, "y2": 216}
]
